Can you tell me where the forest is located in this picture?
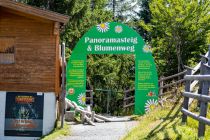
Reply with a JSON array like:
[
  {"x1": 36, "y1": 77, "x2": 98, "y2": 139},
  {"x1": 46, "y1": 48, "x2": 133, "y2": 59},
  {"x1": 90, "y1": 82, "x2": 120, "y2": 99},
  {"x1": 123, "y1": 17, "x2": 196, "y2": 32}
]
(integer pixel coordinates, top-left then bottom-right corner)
[{"x1": 18, "y1": 0, "x2": 210, "y2": 114}]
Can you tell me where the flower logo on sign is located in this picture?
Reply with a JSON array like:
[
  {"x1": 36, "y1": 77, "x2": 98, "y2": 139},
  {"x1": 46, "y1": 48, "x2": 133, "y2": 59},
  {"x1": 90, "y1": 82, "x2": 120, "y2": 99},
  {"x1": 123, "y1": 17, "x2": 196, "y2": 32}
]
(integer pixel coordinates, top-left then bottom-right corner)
[
  {"x1": 143, "y1": 45, "x2": 152, "y2": 53},
  {"x1": 145, "y1": 99, "x2": 158, "y2": 113},
  {"x1": 78, "y1": 93, "x2": 86, "y2": 105},
  {"x1": 68, "y1": 88, "x2": 74, "y2": 95},
  {"x1": 97, "y1": 23, "x2": 109, "y2": 33},
  {"x1": 115, "y1": 25, "x2": 123, "y2": 33},
  {"x1": 147, "y1": 91, "x2": 156, "y2": 97}
]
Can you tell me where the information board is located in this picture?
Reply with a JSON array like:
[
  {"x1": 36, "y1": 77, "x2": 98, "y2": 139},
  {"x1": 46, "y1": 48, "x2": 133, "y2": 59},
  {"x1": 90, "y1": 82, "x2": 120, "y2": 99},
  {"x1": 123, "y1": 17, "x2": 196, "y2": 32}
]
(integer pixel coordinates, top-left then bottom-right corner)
[{"x1": 66, "y1": 22, "x2": 158, "y2": 115}]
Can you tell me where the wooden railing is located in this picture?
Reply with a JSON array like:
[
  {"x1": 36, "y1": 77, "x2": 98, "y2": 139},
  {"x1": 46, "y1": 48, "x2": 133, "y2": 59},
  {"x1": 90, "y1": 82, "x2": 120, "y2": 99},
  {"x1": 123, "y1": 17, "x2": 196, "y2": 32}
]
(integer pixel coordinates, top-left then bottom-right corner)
[
  {"x1": 123, "y1": 89, "x2": 135, "y2": 109},
  {"x1": 159, "y1": 47, "x2": 210, "y2": 98},
  {"x1": 123, "y1": 51, "x2": 209, "y2": 108},
  {"x1": 119, "y1": 46, "x2": 210, "y2": 111},
  {"x1": 158, "y1": 70, "x2": 187, "y2": 97},
  {"x1": 181, "y1": 72, "x2": 210, "y2": 137},
  {"x1": 86, "y1": 90, "x2": 93, "y2": 107}
]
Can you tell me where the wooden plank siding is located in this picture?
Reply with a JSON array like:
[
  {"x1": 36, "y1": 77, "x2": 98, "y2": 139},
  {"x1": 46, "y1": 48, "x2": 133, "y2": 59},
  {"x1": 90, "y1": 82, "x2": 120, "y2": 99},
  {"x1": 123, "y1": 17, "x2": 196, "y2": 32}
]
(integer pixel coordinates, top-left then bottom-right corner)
[
  {"x1": 0, "y1": 8, "x2": 61, "y2": 95},
  {"x1": 54, "y1": 22, "x2": 61, "y2": 95}
]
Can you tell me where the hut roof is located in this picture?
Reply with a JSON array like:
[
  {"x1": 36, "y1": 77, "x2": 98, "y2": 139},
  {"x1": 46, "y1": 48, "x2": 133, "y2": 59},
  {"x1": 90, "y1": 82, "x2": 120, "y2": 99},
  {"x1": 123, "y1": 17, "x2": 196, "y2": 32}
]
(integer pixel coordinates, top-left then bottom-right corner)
[{"x1": 0, "y1": 0, "x2": 69, "y2": 24}]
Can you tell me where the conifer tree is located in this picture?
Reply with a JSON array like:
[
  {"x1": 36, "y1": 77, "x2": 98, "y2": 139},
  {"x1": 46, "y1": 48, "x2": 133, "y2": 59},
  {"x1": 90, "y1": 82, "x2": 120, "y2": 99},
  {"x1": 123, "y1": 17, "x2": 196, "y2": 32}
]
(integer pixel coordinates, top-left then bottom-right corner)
[{"x1": 108, "y1": 0, "x2": 140, "y2": 22}]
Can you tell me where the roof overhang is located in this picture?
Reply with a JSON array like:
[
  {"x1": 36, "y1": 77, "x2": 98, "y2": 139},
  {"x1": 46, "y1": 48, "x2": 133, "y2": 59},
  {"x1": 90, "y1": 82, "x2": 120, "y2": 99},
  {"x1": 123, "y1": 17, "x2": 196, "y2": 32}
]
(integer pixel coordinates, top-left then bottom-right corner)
[{"x1": 0, "y1": 0, "x2": 69, "y2": 24}]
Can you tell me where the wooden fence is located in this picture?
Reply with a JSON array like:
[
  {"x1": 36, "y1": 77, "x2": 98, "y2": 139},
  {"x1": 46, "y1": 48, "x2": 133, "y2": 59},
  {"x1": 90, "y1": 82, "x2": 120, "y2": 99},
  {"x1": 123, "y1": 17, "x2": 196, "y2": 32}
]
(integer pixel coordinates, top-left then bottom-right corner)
[
  {"x1": 181, "y1": 54, "x2": 210, "y2": 137},
  {"x1": 123, "y1": 89, "x2": 135, "y2": 114},
  {"x1": 123, "y1": 89, "x2": 135, "y2": 109},
  {"x1": 158, "y1": 70, "x2": 186, "y2": 97},
  {"x1": 84, "y1": 45, "x2": 210, "y2": 114},
  {"x1": 123, "y1": 53, "x2": 207, "y2": 109},
  {"x1": 86, "y1": 90, "x2": 93, "y2": 107},
  {"x1": 122, "y1": 46, "x2": 210, "y2": 111},
  {"x1": 159, "y1": 46, "x2": 210, "y2": 101}
]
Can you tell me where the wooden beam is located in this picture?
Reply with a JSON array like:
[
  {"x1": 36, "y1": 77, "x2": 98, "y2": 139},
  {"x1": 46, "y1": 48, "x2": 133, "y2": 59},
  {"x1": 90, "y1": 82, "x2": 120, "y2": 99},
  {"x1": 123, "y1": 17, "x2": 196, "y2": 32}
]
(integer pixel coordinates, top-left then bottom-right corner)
[
  {"x1": 123, "y1": 103, "x2": 134, "y2": 108},
  {"x1": 182, "y1": 69, "x2": 192, "y2": 123},
  {"x1": 185, "y1": 75, "x2": 210, "y2": 81},
  {"x1": 183, "y1": 92, "x2": 210, "y2": 102},
  {"x1": 123, "y1": 96, "x2": 134, "y2": 101},
  {"x1": 159, "y1": 79, "x2": 185, "y2": 89},
  {"x1": 55, "y1": 32, "x2": 61, "y2": 95},
  {"x1": 198, "y1": 81, "x2": 209, "y2": 137},
  {"x1": 181, "y1": 108, "x2": 210, "y2": 126},
  {"x1": 54, "y1": 22, "x2": 60, "y2": 35},
  {"x1": 60, "y1": 43, "x2": 66, "y2": 128},
  {"x1": 158, "y1": 70, "x2": 187, "y2": 82}
]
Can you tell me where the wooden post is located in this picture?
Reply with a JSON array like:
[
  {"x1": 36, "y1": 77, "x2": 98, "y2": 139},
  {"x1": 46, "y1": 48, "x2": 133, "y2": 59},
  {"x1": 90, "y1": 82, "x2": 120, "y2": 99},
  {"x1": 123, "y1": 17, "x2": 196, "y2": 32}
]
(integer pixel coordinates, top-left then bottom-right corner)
[
  {"x1": 123, "y1": 91, "x2": 127, "y2": 113},
  {"x1": 159, "y1": 76, "x2": 164, "y2": 95},
  {"x1": 159, "y1": 77, "x2": 164, "y2": 107},
  {"x1": 90, "y1": 90, "x2": 93, "y2": 108},
  {"x1": 208, "y1": 44, "x2": 210, "y2": 66},
  {"x1": 60, "y1": 42, "x2": 66, "y2": 128},
  {"x1": 198, "y1": 55, "x2": 209, "y2": 137},
  {"x1": 91, "y1": 111, "x2": 95, "y2": 122},
  {"x1": 106, "y1": 90, "x2": 111, "y2": 114},
  {"x1": 81, "y1": 111, "x2": 86, "y2": 124},
  {"x1": 198, "y1": 81, "x2": 209, "y2": 137},
  {"x1": 182, "y1": 67, "x2": 192, "y2": 123},
  {"x1": 198, "y1": 57, "x2": 206, "y2": 108}
]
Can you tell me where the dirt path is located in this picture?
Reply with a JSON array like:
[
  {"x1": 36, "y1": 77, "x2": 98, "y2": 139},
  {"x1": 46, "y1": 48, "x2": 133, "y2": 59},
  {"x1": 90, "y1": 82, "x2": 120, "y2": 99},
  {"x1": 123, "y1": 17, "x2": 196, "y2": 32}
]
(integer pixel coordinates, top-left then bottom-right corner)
[{"x1": 59, "y1": 118, "x2": 138, "y2": 140}]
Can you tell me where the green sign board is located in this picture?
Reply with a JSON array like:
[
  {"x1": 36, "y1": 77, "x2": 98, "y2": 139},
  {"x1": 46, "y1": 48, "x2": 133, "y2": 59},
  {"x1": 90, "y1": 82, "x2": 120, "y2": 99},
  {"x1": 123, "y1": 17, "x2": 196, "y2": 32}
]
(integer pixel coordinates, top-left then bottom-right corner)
[{"x1": 66, "y1": 22, "x2": 158, "y2": 115}]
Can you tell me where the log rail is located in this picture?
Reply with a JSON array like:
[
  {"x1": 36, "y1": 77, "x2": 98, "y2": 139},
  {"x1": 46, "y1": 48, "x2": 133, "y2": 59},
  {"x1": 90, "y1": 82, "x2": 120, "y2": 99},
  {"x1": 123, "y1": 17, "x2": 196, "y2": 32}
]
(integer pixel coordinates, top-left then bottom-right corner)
[{"x1": 182, "y1": 74, "x2": 210, "y2": 137}]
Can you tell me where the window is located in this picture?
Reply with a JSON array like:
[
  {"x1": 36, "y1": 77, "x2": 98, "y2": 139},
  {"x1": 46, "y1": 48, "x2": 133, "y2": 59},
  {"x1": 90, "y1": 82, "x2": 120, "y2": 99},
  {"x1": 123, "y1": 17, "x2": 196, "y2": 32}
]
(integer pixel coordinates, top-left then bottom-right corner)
[{"x1": 0, "y1": 38, "x2": 15, "y2": 64}]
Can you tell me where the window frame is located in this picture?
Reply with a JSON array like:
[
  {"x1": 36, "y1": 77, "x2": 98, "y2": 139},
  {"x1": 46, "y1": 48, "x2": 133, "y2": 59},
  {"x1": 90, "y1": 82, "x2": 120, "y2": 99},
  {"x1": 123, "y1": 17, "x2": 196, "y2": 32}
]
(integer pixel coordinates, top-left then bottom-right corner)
[{"x1": 0, "y1": 37, "x2": 16, "y2": 65}]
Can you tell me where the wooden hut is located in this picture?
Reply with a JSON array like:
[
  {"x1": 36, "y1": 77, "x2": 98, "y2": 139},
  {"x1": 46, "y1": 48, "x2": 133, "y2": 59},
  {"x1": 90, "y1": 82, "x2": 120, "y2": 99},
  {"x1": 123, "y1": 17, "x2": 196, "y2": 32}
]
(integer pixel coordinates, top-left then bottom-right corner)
[
  {"x1": 0, "y1": 0, "x2": 69, "y2": 94},
  {"x1": 0, "y1": 0, "x2": 69, "y2": 139}
]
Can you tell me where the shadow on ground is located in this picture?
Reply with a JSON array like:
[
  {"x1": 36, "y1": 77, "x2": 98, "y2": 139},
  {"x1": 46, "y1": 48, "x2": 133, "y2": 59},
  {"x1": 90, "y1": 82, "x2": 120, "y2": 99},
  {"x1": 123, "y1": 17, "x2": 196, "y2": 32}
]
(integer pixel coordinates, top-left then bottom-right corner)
[{"x1": 146, "y1": 95, "x2": 183, "y2": 139}]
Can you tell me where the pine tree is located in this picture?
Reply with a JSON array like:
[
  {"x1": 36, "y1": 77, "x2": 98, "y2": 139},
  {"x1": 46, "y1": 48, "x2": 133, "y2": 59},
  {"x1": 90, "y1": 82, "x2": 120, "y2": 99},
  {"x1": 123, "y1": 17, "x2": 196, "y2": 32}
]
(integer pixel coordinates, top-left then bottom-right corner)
[
  {"x1": 108, "y1": 0, "x2": 140, "y2": 22},
  {"x1": 134, "y1": 0, "x2": 152, "y2": 40}
]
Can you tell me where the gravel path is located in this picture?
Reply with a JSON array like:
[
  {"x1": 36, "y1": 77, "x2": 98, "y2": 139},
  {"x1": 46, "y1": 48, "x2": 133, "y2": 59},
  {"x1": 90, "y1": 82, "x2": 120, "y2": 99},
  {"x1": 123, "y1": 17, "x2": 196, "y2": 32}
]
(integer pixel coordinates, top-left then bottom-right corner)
[{"x1": 60, "y1": 118, "x2": 138, "y2": 140}]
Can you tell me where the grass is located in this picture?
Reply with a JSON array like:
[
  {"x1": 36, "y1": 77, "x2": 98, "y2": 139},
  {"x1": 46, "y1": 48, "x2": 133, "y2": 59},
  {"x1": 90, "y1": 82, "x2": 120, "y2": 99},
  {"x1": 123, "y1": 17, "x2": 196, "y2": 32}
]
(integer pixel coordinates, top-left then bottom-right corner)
[
  {"x1": 40, "y1": 121, "x2": 70, "y2": 140},
  {"x1": 123, "y1": 96, "x2": 210, "y2": 140}
]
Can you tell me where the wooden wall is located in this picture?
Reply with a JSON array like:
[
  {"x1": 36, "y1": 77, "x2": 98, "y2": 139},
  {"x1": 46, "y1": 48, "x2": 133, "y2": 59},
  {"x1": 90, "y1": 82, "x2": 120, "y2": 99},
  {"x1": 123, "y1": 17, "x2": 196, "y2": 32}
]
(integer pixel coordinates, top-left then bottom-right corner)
[{"x1": 0, "y1": 8, "x2": 61, "y2": 94}]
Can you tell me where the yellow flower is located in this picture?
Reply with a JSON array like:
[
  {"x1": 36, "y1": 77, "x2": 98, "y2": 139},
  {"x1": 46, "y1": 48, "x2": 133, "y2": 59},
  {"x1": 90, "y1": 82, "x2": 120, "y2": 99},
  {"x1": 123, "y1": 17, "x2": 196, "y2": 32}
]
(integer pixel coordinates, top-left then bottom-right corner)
[
  {"x1": 78, "y1": 93, "x2": 86, "y2": 105},
  {"x1": 143, "y1": 45, "x2": 152, "y2": 53},
  {"x1": 97, "y1": 22, "x2": 109, "y2": 33},
  {"x1": 115, "y1": 25, "x2": 123, "y2": 33},
  {"x1": 145, "y1": 99, "x2": 158, "y2": 113}
]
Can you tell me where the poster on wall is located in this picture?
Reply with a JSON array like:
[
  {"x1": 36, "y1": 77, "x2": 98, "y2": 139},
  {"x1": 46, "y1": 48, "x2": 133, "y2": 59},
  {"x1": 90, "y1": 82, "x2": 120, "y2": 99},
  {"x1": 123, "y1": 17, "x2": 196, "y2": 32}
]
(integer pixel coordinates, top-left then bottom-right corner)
[{"x1": 4, "y1": 92, "x2": 44, "y2": 137}]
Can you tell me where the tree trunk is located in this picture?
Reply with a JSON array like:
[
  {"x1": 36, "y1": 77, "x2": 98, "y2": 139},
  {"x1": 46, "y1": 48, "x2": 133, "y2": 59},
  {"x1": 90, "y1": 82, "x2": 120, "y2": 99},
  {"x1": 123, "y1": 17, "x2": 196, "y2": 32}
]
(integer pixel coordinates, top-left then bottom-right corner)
[
  {"x1": 113, "y1": 0, "x2": 116, "y2": 20},
  {"x1": 176, "y1": 44, "x2": 182, "y2": 73}
]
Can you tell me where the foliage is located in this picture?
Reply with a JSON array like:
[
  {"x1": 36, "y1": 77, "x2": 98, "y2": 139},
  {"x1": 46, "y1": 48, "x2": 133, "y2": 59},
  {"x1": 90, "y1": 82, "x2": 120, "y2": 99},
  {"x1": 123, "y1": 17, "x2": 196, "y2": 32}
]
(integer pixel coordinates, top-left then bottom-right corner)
[
  {"x1": 87, "y1": 54, "x2": 135, "y2": 115},
  {"x1": 41, "y1": 121, "x2": 70, "y2": 140},
  {"x1": 123, "y1": 100, "x2": 210, "y2": 140},
  {"x1": 18, "y1": 0, "x2": 210, "y2": 116},
  {"x1": 87, "y1": 54, "x2": 135, "y2": 90},
  {"x1": 131, "y1": 0, "x2": 152, "y2": 41},
  {"x1": 19, "y1": 0, "x2": 133, "y2": 115},
  {"x1": 18, "y1": 0, "x2": 113, "y2": 49},
  {"x1": 138, "y1": 0, "x2": 210, "y2": 76},
  {"x1": 62, "y1": 0, "x2": 113, "y2": 49},
  {"x1": 107, "y1": 0, "x2": 141, "y2": 22}
]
